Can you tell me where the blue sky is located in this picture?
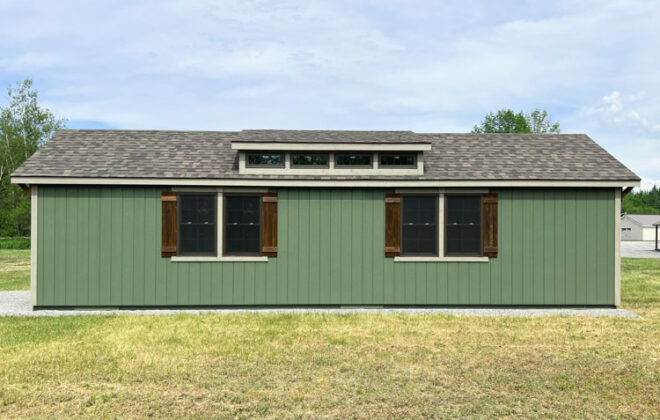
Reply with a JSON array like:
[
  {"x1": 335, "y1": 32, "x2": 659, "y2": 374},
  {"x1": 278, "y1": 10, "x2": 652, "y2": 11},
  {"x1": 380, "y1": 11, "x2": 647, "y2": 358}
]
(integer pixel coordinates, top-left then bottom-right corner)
[{"x1": 1, "y1": 0, "x2": 659, "y2": 186}]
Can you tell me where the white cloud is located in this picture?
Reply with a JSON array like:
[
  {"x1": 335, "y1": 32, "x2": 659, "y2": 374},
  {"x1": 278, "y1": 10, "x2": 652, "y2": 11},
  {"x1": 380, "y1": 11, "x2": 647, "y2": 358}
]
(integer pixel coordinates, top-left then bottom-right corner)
[
  {"x1": 638, "y1": 178, "x2": 660, "y2": 191},
  {"x1": 1, "y1": 0, "x2": 659, "y2": 179},
  {"x1": 580, "y1": 91, "x2": 660, "y2": 132}
]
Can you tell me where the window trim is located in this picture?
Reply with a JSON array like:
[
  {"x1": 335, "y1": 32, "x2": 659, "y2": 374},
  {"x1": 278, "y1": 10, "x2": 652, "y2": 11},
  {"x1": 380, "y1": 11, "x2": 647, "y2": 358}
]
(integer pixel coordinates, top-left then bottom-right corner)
[
  {"x1": 393, "y1": 189, "x2": 491, "y2": 262},
  {"x1": 334, "y1": 153, "x2": 374, "y2": 169},
  {"x1": 400, "y1": 194, "x2": 439, "y2": 257},
  {"x1": 290, "y1": 152, "x2": 330, "y2": 168},
  {"x1": 170, "y1": 188, "x2": 269, "y2": 263},
  {"x1": 444, "y1": 194, "x2": 483, "y2": 257},
  {"x1": 245, "y1": 151, "x2": 285, "y2": 168},
  {"x1": 176, "y1": 192, "x2": 217, "y2": 257},
  {"x1": 379, "y1": 152, "x2": 417, "y2": 169},
  {"x1": 222, "y1": 193, "x2": 263, "y2": 257}
]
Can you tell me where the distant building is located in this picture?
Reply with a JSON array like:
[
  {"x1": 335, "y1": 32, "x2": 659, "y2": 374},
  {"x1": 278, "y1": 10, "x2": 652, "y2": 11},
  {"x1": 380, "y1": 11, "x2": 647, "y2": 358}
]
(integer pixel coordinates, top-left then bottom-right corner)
[{"x1": 621, "y1": 214, "x2": 660, "y2": 241}]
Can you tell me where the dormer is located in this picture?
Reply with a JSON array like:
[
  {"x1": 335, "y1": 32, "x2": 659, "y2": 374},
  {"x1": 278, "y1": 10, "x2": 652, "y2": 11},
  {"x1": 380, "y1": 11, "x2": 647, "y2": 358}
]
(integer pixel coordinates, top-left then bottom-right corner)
[{"x1": 232, "y1": 130, "x2": 432, "y2": 176}]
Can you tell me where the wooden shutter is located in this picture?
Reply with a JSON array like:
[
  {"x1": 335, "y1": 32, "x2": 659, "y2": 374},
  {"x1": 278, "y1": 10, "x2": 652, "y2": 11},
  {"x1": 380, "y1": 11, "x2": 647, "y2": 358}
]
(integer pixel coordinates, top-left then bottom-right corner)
[
  {"x1": 482, "y1": 193, "x2": 498, "y2": 258},
  {"x1": 161, "y1": 191, "x2": 178, "y2": 257},
  {"x1": 262, "y1": 193, "x2": 278, "y2": 257},
  {"x1": 385, "y1": 193, "x2": 401, "y2": 257}
]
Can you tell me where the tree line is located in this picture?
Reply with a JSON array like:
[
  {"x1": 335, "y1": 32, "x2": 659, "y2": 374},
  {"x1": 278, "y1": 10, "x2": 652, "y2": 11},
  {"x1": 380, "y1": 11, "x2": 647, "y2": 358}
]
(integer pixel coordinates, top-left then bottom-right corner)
[
  {"x1": 623, "y1": 187, "x2": 660, "y2": 215},
  {"x1": 0, "y1": 79, "x2": 65, "y2": 237}
]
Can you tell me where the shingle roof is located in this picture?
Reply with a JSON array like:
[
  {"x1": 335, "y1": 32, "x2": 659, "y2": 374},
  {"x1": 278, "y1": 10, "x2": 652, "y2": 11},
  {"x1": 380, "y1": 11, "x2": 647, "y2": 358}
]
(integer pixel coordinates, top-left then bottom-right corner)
[
  {"x1": 238, "y1": 129, "x2": 428, "y2": 143},
  {"x1": 12, "y1": 129, "x2": 640, "y2": 182},
  {"x1": 625, "y1": 214, "x2": 660, "y2": 227}
]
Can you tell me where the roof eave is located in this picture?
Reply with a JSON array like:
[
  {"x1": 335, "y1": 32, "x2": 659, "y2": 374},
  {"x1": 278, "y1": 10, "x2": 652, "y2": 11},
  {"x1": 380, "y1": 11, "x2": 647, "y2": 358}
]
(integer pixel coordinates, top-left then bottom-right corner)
[{"x1": 11, "y1": 175, "x2": 641, "y2": 189}]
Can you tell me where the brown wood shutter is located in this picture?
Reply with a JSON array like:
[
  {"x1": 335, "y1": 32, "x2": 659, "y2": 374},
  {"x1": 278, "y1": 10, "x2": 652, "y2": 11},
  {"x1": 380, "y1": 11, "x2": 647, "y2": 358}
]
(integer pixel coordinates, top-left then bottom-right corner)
[
  {"x1": 262, "y1": 193, "x2": 278, "y2": 257},
  {"x1": 161, "y1": 191, "x2": 178, "y2": 257},
  {"x1": 482, "y1": 193, "x2": 498, "y2": 258},
  {"x1": 385, "y1": 193, "x2": 401, "y2": 257}
]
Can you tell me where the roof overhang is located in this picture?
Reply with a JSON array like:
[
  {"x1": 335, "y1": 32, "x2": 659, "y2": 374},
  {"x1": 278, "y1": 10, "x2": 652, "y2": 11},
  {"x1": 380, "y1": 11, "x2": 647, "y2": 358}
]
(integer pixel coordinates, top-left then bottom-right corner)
[
  {"x1": 623, "y1": 215, "x2": 660, "y2": 227},
  {"x1": 231, "y1": 142, "x2": 433, "y2": 151},
  {"x1": 11, "y1": 176, "x2": 641, "y2": 188}
]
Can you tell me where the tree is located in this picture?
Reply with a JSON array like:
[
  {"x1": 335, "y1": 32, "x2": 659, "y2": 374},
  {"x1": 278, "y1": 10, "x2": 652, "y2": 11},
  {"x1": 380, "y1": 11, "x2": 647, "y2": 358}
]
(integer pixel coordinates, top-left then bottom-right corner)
[
  {"x1": 622, "y1": 186, "x2": 660, "y2": 214},
  {"x1": 472, "y1": 108, "x2": 560, "y2": 134},
  {"x1": 0, "y1": 79, "x2": 65, "y2": 237},
  {"x1": 528, "y1": 109, "x2": 561, "y2": 134}
]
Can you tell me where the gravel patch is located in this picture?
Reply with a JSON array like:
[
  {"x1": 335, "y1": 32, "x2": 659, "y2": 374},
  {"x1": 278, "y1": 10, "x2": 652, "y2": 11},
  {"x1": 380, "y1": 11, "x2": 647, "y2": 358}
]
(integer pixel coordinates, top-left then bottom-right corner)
[
  {"x1": 0, "y1": 291, "x2": 640, "y2": 318},
  {"x1": 621, "y1": 241, "x2": 660, "y2": 258}
]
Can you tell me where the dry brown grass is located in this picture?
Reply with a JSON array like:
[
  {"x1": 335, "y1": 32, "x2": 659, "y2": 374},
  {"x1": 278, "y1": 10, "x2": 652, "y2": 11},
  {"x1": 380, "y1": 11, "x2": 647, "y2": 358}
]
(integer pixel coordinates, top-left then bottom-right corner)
[{"x1": 0, "y1": 258, "x2": 659, "y2": 418}]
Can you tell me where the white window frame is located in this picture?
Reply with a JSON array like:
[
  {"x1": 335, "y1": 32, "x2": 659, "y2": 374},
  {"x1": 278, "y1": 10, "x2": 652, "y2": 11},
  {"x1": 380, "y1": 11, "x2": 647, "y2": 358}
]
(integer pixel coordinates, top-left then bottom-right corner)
[{"x1": 238, "y1": 151, "x2": 422, "y2": 176}]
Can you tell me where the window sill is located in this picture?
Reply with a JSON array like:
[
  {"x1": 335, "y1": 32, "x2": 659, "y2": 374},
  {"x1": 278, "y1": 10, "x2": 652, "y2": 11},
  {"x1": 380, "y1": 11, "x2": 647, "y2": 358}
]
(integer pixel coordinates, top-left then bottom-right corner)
[
  {"x1": 394, "y1": 256, "x2": 489, "y2": 263},
  {"x1": 171, "y1": 256, "x2": 269, "y2": 263}
]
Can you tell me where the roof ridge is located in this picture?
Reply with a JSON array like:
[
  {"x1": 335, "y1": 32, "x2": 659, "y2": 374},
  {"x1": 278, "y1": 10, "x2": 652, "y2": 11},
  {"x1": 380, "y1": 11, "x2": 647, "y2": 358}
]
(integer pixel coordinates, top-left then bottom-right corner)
[{"x1": 59, "y1": 128, "x2": 590, "y2": 136}]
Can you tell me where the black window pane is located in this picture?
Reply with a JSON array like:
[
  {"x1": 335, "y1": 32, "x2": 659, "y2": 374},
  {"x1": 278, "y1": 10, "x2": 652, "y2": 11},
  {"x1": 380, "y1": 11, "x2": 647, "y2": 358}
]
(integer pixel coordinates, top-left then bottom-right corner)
[
  {"x1": 226, "y1": 196, "x2": 259, "y2": 224},
  {"x1": 292, "y1": 154, "x2": 329, "y2": 166},
  {"x1": 225, "y1": 225, "x2": 260, "y2": 254},
  {"x1": 403, "y1": 225, "x2": 436, "y2": 255},
  {"x1": 180, "y1": 225, "x2": 215, "y2": 253},
  {"x1": 247, "y1": 152, "x2": 284, "y2": 166},
  {"x1": 403, "y1": 196, "x2": 436, "y2": 225},
  {"x1": 402, "y1": 196, "x2": 436, "y2": 255},
  {"x1": 336, "y1": 154, "x2": 372, "y2": 166},
  {"x1": 380, "y1": 153, "x2": 416, "y2": 166},
  {"x1": 225, "y1": 196, "x2": 261, "y2": 255},
  {"x1": 446, "y1": 196, "x2": 481, "y2": 255},
  {"x1": 179, "y1": 194, "x2": 215, "y2": 255},
  {"x1": 447, "y1": 196, "x2": 480, "y2": 224}
]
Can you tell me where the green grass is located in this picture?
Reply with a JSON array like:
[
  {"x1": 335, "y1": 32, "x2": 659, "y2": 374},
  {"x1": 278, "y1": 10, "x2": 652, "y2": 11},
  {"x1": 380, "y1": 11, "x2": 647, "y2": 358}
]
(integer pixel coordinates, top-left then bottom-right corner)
[
  {"x1": 0, "y1": 250, "x2": 30, "y2": 290},
  {"x1": 0, "y1": 258, "x2": 658, "y2": 417},
  {"x1": 0, "y1": 237, "x2": 30, "y2": 249}
]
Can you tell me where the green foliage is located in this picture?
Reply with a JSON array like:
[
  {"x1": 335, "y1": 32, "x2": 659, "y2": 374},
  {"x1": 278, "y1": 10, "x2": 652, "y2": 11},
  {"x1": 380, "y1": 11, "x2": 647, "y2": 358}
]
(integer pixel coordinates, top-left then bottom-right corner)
[
  {"x1": 472, "y1": 108, "x2": 560, "y2": 134},
  {"x1": 0, "y1": 237, "x2": 30, "y2": 249},
  {"x1": 0, "y1": 79, "x2": 65, "y2": 237},
  {"x1": 623, "y1": 186, "x2": 660, "y2": 214}
]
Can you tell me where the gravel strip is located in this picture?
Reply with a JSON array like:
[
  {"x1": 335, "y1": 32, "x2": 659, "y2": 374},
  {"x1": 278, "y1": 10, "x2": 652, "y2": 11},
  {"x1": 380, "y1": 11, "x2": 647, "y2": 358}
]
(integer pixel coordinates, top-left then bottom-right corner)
[
  {"x1": 0, "y1": 291, "x2": 640, "y2": 318},
  {"x1": 620, "y1": 241, "x2": 660, "y2": 258}
]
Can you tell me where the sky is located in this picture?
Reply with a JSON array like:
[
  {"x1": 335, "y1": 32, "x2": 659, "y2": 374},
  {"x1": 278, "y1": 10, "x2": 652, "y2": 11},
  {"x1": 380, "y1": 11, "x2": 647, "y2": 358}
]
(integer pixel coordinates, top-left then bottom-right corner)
[{"x1": 1, "y1": 0, "x2": 659, "y2": 187}]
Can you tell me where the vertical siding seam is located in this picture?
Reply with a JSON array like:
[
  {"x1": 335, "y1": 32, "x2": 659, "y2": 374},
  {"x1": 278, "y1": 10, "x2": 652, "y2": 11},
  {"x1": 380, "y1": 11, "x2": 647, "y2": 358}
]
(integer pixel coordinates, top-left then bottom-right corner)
[
  {"x1": 551, "y1": 195, "x2": 555, "y2": 304},
  {"x1": 296, "y1": 192, "x2": 301, "y2": 303},
  {"x1": 540, "y1": 191, "x2": 544, "y2": 303},
  {"x1": 132, "y1": 193, "x2": 136, "y2": 305},
  {"x1": 521, "y1": 191, "x2": 524, "y2": 303},
  {"x1": 62, "y1": 188, "x2": 68, "y2": 304},
  {"x1": 564, "y1": 193, "x2": 567, "y2": 304},
  {"x1": 348, "y1": 192, "x2": 353, "y2": 303},
  {"x1": 86, "y1": 189, "x2": 90, "y2": 304}
]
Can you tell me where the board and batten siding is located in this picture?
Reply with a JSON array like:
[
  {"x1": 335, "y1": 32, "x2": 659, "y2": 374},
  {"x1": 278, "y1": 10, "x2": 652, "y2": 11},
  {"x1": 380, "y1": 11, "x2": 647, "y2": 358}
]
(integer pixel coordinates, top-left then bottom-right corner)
[{"x1": 36, "y1": 187, "x2": 615, "y2": 307}]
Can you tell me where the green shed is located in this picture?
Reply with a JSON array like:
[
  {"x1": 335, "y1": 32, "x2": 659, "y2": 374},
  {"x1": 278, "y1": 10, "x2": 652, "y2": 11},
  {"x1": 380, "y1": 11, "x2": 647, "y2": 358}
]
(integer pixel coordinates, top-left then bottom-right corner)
[{"x1": 11, "y1": 130, "x2": 640, "y2": 308}]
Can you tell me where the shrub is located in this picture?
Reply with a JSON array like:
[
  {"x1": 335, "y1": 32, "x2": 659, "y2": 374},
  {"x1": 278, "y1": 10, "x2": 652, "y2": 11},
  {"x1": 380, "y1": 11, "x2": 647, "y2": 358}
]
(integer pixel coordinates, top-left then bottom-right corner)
[{"x1": 0, "y1": 237, "x2": 30, "y2": 249}]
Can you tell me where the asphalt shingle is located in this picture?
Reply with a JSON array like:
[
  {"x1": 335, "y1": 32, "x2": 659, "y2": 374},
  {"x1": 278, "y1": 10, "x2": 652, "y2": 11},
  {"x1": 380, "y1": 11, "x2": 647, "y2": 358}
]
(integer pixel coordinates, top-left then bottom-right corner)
[{"x1": 12, "y1": 129, "x2": 640, "y2": 182}]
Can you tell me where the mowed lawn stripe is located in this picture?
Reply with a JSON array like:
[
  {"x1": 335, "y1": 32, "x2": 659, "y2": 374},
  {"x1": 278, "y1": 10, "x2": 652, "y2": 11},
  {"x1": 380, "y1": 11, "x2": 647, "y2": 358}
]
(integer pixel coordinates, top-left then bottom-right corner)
[{"x1": 0, "y1": 250, "x2": 30, "y2": 291}]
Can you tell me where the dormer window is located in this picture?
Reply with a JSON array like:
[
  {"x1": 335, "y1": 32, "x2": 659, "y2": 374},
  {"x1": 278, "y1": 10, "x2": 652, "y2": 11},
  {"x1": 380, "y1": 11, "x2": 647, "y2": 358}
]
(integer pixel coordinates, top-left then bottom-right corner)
[
  {"x1": 246, "y1": 152, "x2": 285, "y2": 167},
  {"x1": 291, "y1": 153, "x2": 329, "y2": 168},
  {"x1": 335, "y1": 153, "x2": 372, "y2": 168},
  {"x1": 234, "y1": 139, "x2": 429, "y2": 176},
  {"x1": 379, "y1": 153, "x2": 416, "y2": 168}
]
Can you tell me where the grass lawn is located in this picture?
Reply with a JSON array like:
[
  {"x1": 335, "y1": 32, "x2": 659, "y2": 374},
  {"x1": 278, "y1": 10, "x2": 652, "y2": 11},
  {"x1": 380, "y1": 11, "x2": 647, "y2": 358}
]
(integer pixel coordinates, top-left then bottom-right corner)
[
  {"x1": 0, "y1": 258, "x2": 658, "y2": 418},
  {"x1": 0, "y1": 250, "x2": 30, "y2": 291}
]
